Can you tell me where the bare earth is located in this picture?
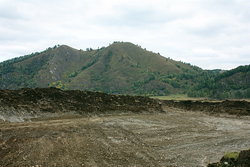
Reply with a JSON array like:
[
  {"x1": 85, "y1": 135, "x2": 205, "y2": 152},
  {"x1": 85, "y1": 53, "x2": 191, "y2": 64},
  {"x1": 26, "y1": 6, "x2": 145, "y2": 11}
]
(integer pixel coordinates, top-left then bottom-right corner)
[{"x1": 1, "y1": 108, "x2": 250, "y2": 167}]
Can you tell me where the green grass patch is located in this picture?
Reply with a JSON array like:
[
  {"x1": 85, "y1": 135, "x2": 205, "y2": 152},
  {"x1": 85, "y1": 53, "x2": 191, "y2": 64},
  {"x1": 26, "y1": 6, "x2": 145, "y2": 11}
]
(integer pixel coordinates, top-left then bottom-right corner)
[{"x1": 223, "y1": 151, "x2": 240, "y2": 160}]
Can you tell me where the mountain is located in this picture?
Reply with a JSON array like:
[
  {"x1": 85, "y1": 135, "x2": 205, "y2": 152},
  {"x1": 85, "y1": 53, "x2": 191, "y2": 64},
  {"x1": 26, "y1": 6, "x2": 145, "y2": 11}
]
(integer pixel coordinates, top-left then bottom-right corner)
[
  {"x1": 1, "y1": 41, "x2": 249, "y2": 98},
  {"x1": 0, "y1": 42, "x2": 206, "y2": 96}
]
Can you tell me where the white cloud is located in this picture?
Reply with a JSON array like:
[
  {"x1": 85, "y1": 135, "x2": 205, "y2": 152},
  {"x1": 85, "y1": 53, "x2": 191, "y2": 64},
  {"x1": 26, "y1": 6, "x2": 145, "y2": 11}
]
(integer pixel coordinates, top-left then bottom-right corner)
[{"x1": 0, "y1": 0, "x2": 249, "y2": 70}]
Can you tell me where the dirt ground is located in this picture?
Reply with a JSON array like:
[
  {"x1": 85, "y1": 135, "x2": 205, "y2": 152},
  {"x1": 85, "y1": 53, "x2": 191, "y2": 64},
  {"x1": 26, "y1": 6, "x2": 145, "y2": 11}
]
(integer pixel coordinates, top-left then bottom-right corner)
[{"x1": 1, "y1": 107, "x2": 250, "y2": 167}]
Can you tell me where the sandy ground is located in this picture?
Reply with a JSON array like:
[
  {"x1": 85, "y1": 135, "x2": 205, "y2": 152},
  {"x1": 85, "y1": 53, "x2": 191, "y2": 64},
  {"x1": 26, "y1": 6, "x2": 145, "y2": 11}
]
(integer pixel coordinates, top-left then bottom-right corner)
[{"x1": 1, "y1": 108, "x2": 250, "y2": 167}]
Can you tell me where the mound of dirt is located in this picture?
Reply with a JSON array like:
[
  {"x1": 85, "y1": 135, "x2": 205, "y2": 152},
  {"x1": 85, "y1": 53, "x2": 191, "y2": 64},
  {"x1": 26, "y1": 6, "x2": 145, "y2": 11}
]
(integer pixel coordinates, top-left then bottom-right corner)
[
  {"x1": 163, "y1": 100, "x2": 250, "y2": 116},
  {"x1": 1, "y1": 87, "x2": 250, "y2": 122},
  {"x1": 0, "y1": 87, "x2": 163, "y2": 122}
]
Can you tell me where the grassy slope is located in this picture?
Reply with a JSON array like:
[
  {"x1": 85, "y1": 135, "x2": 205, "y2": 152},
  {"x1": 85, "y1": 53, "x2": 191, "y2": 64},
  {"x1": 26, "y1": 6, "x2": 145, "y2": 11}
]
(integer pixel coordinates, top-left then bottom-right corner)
[{"x1": 67, "y1": 42, "x2": 194, "y2": 94}]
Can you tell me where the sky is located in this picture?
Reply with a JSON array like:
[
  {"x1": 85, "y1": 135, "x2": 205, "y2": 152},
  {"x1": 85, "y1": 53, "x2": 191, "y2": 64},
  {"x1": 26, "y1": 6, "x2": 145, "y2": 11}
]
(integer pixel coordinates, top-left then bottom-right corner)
[{"x1": 0, "y1": 0, "x2": 249, "y2": 70}]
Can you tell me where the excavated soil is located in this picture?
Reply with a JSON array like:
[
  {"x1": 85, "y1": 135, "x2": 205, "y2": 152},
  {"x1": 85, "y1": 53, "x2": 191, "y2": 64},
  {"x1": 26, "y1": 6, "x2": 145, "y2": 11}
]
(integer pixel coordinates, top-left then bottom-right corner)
[
  {"x1": 1, "y1": 110, "x2": 250, "y2": 166},
  {"x1": 0, "y1": 87, "x2": 162, "y2": 122},
  {"x1": 0, "y1": 88, "x2": 250, "y2": 166},
  {"x1": 163, "y1": 100, "x2": 250, "y2": 116}
]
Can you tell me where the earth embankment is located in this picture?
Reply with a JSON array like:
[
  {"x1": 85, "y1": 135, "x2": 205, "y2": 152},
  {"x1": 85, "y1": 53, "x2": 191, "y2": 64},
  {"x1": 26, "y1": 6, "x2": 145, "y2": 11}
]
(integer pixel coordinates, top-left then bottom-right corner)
[
  {"x1": 0, "y1": 87, "x2": 162, "y2": 122},
  {"x1": 1, "y1": 88, "x2": 250, "y2": 123},
  {"x1": 163, "y1": 100, "x2": 250, "y2": 116}
]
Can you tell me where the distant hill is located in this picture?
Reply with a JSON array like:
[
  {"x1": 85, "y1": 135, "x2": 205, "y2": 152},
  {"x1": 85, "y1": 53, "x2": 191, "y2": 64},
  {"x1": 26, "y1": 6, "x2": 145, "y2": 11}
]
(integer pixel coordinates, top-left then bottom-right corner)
[
  {"x1": 0, "y1": 41, "x2": 249, "y2": 99},
  {"x1": 188, "y1": 65, "x2": 250, "y2": 99},
  {"x1": 0, "y1": 42, "x2": 205, "y2": 96}
]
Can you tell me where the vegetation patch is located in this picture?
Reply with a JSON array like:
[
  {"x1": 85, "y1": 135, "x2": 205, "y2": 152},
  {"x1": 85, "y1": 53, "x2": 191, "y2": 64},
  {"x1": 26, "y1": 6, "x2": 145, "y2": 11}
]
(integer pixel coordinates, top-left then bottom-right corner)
[
  {"x1": 223, "y1": 151, "x2": 240, "y2": 160},
  {"x1": 208, "y1": 149, "x2": 250, "y2": 167}
]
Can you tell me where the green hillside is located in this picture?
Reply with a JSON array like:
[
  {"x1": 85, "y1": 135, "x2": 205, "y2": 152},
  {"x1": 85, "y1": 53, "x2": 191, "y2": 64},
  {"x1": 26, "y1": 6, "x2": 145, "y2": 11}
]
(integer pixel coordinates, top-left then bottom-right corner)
[
  {"x1": 0, "y1": 42, "x2": 202, "y2": 95},
  {"x1": 188, "y1": 65, "x2": 250, "y2": 99},
  {"x1": 0, "y1": 41, "x2": 249, "y2": 98}
]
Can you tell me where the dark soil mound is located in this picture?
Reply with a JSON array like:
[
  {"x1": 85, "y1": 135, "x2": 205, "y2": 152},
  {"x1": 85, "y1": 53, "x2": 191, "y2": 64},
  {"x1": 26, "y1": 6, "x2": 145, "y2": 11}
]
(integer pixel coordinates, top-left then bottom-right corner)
[
  {"x1": 1, "y1": 87, "x2": 249, "y2": 122},
  {"x1": 163, "y1": 100, "x2": 250, "y2": 116},
  {"x1": 0, "y1": 87, "x2": 163, "y2": 122},
  {"x1": 237, "y1": 149, "x2": 250, "y2": 167}
]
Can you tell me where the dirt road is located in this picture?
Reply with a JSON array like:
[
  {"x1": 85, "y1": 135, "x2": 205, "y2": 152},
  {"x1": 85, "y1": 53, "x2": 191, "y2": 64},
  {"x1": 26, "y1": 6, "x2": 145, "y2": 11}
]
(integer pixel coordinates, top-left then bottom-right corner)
[{"x1": 1, "y1": 108, "x2": 250, "y2": 167}]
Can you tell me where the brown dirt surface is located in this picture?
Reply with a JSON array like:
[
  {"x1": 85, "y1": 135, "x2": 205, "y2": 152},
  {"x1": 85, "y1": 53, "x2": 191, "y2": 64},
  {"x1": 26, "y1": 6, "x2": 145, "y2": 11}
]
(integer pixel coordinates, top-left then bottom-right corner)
[
  {"x1": 1, "y1": 88, "x2": 250, "y2": 166},
  {"x1": 1, "y1": 109, "x2": 250, "y2": 166}
]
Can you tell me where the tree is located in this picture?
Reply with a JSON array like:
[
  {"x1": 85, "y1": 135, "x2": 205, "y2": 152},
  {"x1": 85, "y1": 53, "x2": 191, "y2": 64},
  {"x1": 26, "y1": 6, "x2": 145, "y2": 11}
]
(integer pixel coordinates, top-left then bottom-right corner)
[
  {"x1": 86, "y1": 48, "x2": 93, "y2": 51},
  {"x1": 235, "y1": 91, "x2": 243, "y2": 99},
  {"x1": 69, "y1": 72, "x2": 78, "y2": 77},
  {"x1": 244, "y1": 88, "x2": 250, "y2": 98}
]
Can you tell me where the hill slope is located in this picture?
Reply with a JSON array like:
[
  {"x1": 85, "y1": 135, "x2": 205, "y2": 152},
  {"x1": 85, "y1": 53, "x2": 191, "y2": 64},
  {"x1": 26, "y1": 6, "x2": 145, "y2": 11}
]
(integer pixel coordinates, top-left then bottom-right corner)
[
  {"x1": 188, "y1": 65, "x2": 250, "y2": 99},
  {"x1": 0, "y1": 42, "x2": 204, "y2": 95}
]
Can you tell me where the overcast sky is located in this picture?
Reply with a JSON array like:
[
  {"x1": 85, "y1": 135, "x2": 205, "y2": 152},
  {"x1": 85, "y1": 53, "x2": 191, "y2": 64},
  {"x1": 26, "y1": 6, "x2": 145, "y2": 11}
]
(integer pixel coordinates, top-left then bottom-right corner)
[{"x1": 0, "y1": 0, "x2": 249, "y2": 70}]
